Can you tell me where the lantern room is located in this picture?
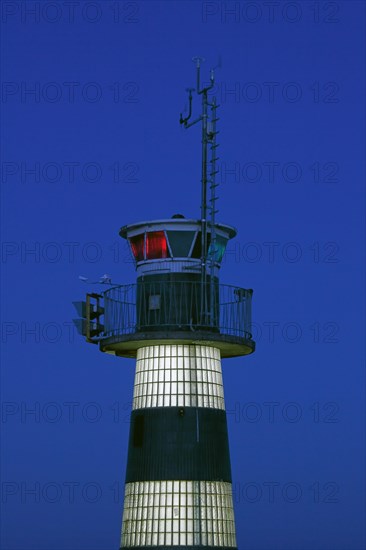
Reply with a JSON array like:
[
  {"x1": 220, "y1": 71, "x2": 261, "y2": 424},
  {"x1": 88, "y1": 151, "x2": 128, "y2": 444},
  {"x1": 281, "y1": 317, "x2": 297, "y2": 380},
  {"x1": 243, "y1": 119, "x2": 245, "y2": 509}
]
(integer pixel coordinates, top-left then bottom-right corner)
[{"x1": 119, "y1": 215, "x2": 236, "y2": 276}]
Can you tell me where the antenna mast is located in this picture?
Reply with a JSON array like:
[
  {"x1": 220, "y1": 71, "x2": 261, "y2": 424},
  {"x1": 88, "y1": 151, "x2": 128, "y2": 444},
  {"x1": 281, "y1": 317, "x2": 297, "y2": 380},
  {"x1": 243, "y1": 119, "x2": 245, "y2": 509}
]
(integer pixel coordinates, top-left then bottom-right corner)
[{"x1": 180, "y1": 57, "x2": 220, "y2": 326}]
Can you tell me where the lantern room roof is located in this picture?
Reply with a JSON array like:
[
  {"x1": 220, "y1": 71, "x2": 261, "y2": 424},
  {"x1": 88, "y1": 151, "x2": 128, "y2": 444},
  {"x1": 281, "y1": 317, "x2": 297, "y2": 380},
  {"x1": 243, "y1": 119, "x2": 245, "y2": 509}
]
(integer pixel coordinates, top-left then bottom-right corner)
[{"x1": 119, "y1": 218, "x2": 237, "y2": 240}]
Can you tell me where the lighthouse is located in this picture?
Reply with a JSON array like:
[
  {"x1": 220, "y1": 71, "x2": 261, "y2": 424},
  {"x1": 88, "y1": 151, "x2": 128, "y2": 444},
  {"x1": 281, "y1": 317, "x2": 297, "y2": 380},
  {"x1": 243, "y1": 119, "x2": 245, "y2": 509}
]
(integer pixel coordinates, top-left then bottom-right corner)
[{"x1": 73, "y1": 58, "x2": 255, "y2": 549}]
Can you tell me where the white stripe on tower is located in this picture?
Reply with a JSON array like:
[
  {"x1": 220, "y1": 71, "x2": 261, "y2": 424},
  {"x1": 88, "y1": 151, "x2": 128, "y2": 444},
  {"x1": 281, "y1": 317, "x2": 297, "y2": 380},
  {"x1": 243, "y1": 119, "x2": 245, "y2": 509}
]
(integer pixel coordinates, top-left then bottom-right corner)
[
  {"x1": 133, "y1": 344, "x2": 225, "y2": 410},
  {"x1": 122, "y1": 480, "x2": 236, "y2": 547}
]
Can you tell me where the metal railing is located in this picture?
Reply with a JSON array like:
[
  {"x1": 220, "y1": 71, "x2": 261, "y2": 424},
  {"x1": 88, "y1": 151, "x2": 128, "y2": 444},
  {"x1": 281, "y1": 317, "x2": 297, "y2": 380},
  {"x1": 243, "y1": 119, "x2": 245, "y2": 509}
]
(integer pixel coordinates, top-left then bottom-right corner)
[{"x1": 102, "y1": 281, "x2": 253, "y2": 341}]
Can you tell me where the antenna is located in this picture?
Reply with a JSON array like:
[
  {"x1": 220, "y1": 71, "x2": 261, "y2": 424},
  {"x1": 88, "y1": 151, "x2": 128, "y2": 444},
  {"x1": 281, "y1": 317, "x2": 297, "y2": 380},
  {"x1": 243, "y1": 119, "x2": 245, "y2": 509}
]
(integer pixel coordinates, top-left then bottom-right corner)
[{"x1": 179, "y1": 57, "x2": 220, "y2": 326}]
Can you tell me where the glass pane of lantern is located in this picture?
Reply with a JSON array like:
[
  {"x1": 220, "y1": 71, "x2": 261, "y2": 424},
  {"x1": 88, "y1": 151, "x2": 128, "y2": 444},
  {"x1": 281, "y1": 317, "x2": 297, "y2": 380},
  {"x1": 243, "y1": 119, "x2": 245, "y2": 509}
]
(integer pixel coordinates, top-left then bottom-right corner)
[
  {"x1": 167, "y1": 231, "x2": 196, "y2": 257},
  {"x1": 130, "y1": 234, "x2": 144, "y2": 261},
  {"x1": 191, "y1": 231, "x2": 211, "y2": 259},
  {"x1": 208, "y1": 235, "x2": 227, "y2": 262},
  {"x1": 146, "y1": 231, "x2": 169, "y2": 260}
]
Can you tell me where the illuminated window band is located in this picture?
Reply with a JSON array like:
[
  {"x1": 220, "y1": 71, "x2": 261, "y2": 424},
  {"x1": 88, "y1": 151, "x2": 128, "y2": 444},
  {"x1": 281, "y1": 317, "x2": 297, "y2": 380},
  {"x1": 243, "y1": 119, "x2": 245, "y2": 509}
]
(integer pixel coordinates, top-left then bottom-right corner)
[
  {"x1": 133, "y1": 345, "x2": 225, "y2": 410},
  {"x1": 129, "y1": 230, "x2": 228, "y2": 263},
  {"x1": 121, "y1": 480, "x2": 237, "y2": 548}
]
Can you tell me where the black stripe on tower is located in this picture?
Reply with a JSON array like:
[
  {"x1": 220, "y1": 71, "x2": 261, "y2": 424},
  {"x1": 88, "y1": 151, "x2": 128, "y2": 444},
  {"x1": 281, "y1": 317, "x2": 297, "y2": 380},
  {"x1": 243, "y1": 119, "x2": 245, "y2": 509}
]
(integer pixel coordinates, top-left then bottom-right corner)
[
  {"x1": 136, "y1": 272, "x2": 220, "y2": 335},
  {"x1": 125, "y1": 407, "x2": 232, "y2": 483}
]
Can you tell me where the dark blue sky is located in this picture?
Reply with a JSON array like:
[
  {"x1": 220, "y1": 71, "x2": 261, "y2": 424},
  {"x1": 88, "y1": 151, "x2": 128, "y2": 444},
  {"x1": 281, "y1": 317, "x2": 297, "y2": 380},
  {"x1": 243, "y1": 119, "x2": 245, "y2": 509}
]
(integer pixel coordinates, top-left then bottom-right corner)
[{"x1": 1, "y1": 1, "x2": 365, "y2": 549}]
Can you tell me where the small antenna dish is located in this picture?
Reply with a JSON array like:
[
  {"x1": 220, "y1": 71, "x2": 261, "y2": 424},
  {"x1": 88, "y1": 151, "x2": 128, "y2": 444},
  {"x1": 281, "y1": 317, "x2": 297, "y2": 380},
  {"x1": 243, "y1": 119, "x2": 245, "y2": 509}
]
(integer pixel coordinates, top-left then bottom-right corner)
[{"x1": 78, "y1": 274, "x2": 114, "y2": 285}]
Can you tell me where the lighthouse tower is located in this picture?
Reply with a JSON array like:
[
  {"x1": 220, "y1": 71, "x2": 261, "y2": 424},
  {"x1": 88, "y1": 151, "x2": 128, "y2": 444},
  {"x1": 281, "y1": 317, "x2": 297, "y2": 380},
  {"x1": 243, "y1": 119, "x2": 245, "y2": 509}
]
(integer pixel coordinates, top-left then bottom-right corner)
[{"x1": 73, "y1": 59, "x2": 255, "y2": 550}]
